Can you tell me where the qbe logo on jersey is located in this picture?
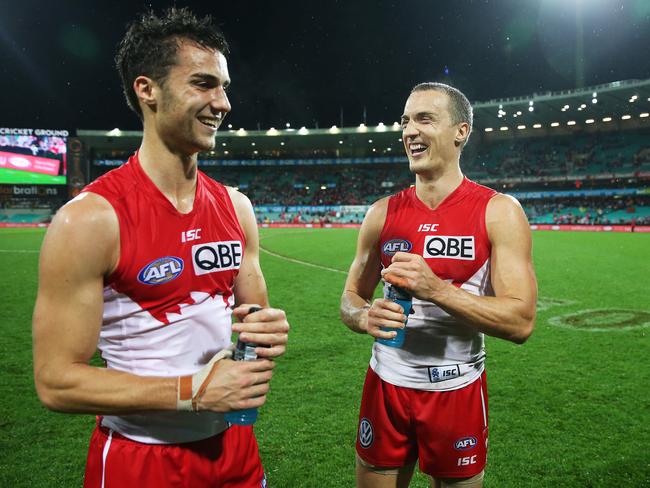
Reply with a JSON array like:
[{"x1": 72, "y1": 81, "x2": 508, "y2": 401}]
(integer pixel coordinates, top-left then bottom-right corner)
[
  {"x1": 192, "y1": 240, "x2": 243, "y2": 276},
  {"x1": 423, "y1": 235, "x2": 475, "y2": 260}
]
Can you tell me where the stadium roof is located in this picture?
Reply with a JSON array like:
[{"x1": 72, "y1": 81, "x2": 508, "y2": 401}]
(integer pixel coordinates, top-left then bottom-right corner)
[{"x1": 79, "y1": 79, "x2": 650, "y2": 154}]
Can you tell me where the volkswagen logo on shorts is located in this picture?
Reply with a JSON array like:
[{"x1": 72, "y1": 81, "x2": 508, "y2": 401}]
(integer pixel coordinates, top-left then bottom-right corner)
[
  {"x1": 382, "y1": 239, "x2": 412, "y2": 256},
  {"x1": 358, "y1": 418, "x2": 374, "y2": 448},
  {"x1": 137, "y1": 256, "x2": 184, "y2": 285}
]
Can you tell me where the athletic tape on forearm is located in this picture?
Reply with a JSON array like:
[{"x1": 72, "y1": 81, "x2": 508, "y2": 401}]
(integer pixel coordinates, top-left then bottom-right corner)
[{"x1": 177, "y1": 348, "x2": 233, "y2": 411}]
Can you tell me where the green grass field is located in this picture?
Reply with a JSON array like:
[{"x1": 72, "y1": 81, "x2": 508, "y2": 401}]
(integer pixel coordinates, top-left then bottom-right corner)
[
  {"x1": 0, "y1": 168, "x2": 66, "y2": 185},
  {"x1": 1, "y1": 227, "x2": 649, "y2": 487}
]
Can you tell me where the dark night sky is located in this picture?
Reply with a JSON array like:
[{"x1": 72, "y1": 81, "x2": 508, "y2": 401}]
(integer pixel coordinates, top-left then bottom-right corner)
[{"x1": 2, "y1": 0, "x2": 650, "y2": 131}]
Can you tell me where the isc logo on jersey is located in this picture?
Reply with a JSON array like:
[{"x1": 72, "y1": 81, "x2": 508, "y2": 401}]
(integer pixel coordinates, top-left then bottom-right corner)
[
  {"x1": 423, "y1": 235, "x2": 475, "y2": 260},
  {"x1": 192, "y1": 240, "x2": 243, "y2": 276},
  {"x1": 382, "y1": 239, "x2": 412, "y2": 256},
  {"x1": 138, "y1": 257, "x2": 184, "y2": 285}
]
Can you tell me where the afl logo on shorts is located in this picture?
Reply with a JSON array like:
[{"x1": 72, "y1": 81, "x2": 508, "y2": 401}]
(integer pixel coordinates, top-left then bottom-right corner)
[
  {"x1": 137, "y1": 257, "x2": 184, "y2": 285},
  {"x1": 358, "y1": 418, "x2": 374, "y2": 448},
  {"x1": 382, "y1": 239, "x2": 412, "y2": 256},
  {"x1": 454, "y1": 436, "x2": 477, "y2": 450}
]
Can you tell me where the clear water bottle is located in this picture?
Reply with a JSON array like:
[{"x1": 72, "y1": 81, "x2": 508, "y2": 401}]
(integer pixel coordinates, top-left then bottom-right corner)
[
  {"x1": 224, "y1": 307, "x2": 262, "y2": 426},
  {"x1": 376, "y1": 284, "x2": 412, "y2": 348}
]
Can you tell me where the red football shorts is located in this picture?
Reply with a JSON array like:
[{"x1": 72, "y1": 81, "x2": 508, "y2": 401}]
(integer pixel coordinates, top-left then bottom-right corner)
[
  {"x1": 356, "y1": 367, "x2": 488, "y2": 479},
  {"x1": 83, "y1": 422, "x2": 266, "y2": 488}
]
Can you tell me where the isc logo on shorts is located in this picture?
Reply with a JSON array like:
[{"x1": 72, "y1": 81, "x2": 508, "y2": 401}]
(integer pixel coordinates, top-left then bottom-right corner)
[
  {"x1": 137, "y1": 256, "x2": 184, "y2": 285},
  {"x1": 423, "y1": 235, "x2": 475, "y2": 260},
  {"x1": 192, "y1": 241, "x2": 243, "y2": 276}
]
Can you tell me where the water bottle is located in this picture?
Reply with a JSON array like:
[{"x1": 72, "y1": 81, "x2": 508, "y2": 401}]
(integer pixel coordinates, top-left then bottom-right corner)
[
  {"x1": 224, "y1": 307, "x2": 263, "y2": 426},
  {"x1": 376, "y1": 284, "x2": 412, "y2": 348}
]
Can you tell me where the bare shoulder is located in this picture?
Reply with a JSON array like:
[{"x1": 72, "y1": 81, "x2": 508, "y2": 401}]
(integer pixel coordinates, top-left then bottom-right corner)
[
  {"x1": 225, "y1": 186, "x2": 257, "y2": 239},
  {"x1": 363, "y1": 196, "x2": 390, "y2": 231},
  {"x1": 486, "y1": 193, "x2": 531, "y2": 244},
  {"x1": 43, "y1": 192, "x2": 119, "y2": 275}
]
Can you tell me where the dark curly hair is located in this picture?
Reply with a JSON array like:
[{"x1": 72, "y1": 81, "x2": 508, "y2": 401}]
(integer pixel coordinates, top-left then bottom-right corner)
[{"x1": 115, "y1": 7, "x2": 229, "y2": 119}]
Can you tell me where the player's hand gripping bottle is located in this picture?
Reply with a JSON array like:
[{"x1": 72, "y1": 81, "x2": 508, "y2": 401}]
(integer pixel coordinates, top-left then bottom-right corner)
[
  {"x1": 224, "y1": 306, "x2": 264, "y2": 426},
  {"x1": 376, "y1": 284, "x2": 412, "y2": 348}
]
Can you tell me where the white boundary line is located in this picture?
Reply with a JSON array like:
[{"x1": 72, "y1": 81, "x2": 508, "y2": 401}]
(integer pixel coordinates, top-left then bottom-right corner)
[
  {"x1": 259, "y1": 246, "x2": 347, "y2": 275},
  {"x1": 258, "y1": 229, "x2": 348, "y2": 274}
]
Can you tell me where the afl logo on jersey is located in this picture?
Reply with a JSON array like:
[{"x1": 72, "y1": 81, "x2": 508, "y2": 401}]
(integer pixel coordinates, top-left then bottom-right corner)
[
  {"x1": 382, "y1": 239, "x2": 412, "y2": 256},
  {"x1": 137, "y1": 256, "x2": 184, "y2": 285}
]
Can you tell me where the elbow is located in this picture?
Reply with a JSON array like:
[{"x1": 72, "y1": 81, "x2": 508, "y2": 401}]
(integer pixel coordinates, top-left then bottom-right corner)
[
  {"x1": 510, "y1": 317, "x2": 535, "y2": 345},
  {"x1": 34, "y1": 370, "x2": 71, "y2": 413}
]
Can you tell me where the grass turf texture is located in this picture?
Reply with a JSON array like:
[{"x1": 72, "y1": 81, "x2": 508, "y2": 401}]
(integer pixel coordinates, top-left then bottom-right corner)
[
  {"x1": 0, "y1": 228, "x2": 648, "y2": 487},
  {"x1": 0, "y1": 168, "x2": 66, "y2": 185}
]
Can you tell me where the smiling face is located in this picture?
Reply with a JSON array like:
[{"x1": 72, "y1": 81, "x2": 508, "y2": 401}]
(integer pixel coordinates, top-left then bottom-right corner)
[
  {"x1": 150, "y1": 40, "x2": 231, "y2": 156},
  {"x1": 400, "y1": 89, "x2": 467, "y2": 176}
]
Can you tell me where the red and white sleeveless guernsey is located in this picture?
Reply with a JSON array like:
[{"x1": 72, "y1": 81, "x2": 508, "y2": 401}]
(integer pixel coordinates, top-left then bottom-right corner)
[
  {"x1": 82, "y1": 153, "x2": 245, "y2": 444},
  {"x1": 371, "y1": 177, "x2": 497, "y2": 391}
]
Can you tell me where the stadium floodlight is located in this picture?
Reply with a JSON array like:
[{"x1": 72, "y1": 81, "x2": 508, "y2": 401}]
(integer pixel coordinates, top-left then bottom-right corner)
[
  {"x1": 640, "y1": 113, "x2": 649, "y2": 118},
  {"x1": 533, "y1": 123, "x2": 542, "y2": 128},
  {"x1": 286, "y1": 123, "x2": 291, "y2": 128},
  {"x1": 621, "y1": 115, "x2": 631, "y2": 120},
  {"x1": 376, "y1": 123, "x2": 387, "y2": 132},
  {"x1": 227, "y1": 124, "x2": 232, "y2": 128},
  {"x1": 237, "y1": 128, "x2": 247, "y2": 136},
  {"x1": 551, "y1": 122, "x2": 560, "y2": 127},
  {"x1": 498, "y1": 104, "x2": 503, "y2": 109},
  {"x1": 251, "y1": 142, "x2": 256, "y2": 146},
  {"x1": 528, "y1": 106, "x2": 534, "y2": 112},
  {"x1": 517, "y1": 125, "x2": 526, "y2": 130},
  {"x1": 339, "y1": 140, "x2": 343, "y2": 144},
  {"x1": 585, "y1": 119, "x2": 595, "y2": 124},
  {"x1": 592, "y1": 98, "x2": 597, "y2": 104},
  {"x1": 567, "y1": 121, "x2": 576, "y2": 126},
  {"x1": 107, "y1": 128, "x2": 121, "y2": 136},
  {"x1": 628, "y1": 98, "x2": 636, "y2": 103},
  {"x1": 372, "y1": 148, "x2": 376, "y2": 152},
  {"x1": 266, "y1": 128, "x2": 279, "y2": 135},
  {"x1": 484, "y1": 127, "x2": 493, "y2": 132},
  {"x1": 298, "y1": 127, "x2": 309, "y2": 135},
  {"x1": 392, "y1": 122, "x2": 400, "y2": 128},
  {"x1": 499, "y1": 126, "x2": 508, "y2": 131},
  {"x1": 516, "y1": 111, "x2": 522, "y2": 116},
  {"x1": 498, "y1": 114, "x2": 503, "y2": 118},
  {"x1": 222, "y1": 142, "x2": 227, "y2": 146},
  {"x1": 320, "y1": 185, "x2": 326, "y2": 190},
  {"x1": 280, "y1": 141, "x2": 285, "y2": 146},
  {"x1": 602, "y1": 117, "x2": 612, "y2": 122},
  {"x1": 592, "y1": 92, "x2": 597, "y2": 98},
  {"x1": 357, "y1": 123, "x2": 368, "y2": 132},
  {"x1": 580, "y1": 104, "x2": 586, "y2": 108},
  {"x1": 387, "y1": 147, "x2": 392, "y2": 151},
  {"x1": 253, "y1": 150, "x2": 258, "y2": 154},
  {"x1": 224, "y1": 150, "x2": 229, "y2": 154},
  {"x1": 529, "y1": 101, "x2": 534, "y2": 106},
  {"x1": 305, "y1": 186, "x2": 310, "y2": 190}
]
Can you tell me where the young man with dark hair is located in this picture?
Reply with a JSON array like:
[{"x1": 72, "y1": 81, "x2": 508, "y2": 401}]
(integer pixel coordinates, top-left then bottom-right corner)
[
  {"x1": 341, "y1": 83, "x2": 537, "y2": 488},
  {"x1": 33, "y1": 8, "x2": 288, "y2": 487}
]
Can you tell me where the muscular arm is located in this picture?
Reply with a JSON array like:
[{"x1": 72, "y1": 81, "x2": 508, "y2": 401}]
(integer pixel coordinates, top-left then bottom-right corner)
[
  {"x1": 32, "y1": 193, "x2": 177, "y2": 413},
  {"x1": 384, "y1": 194, "x2": 537, "y2": 344},
  {"x1": 228, "y1": 188, "x2": 288, "y2": 358},
  {"x1": 341, "y1": 198, "x2": 406, "y2": 340}
]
